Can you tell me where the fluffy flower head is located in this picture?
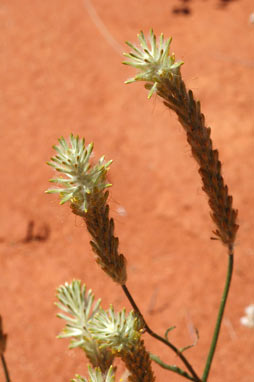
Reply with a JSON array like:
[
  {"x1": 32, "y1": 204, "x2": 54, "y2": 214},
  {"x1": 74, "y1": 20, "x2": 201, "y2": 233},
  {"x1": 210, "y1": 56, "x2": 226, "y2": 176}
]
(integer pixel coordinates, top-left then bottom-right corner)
[
  {"x1": 123, "y1": 29, "x2": 184, "y2": 98},
  {"x1": 56, "y1": 281, "x2": 114, "y2": 369},
  {"x1": 46, "y1": 134, "x2": 112, "y2": 213},
  {"x1": 56, "y1": 280, "x2": 101, "y2": 347},
  {"x1": 89, "y1": 306, "x2": 142, "y2": 353}
]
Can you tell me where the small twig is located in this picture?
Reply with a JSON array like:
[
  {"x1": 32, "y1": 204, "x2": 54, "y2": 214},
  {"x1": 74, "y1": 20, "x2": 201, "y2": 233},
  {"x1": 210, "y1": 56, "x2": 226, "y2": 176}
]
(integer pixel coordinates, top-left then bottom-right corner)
[
  {"x1": 180, "y1": 328, "x2": 199, "y2": 354},
  {"x1": 0, "y1": 316, "x2": 9, "y2": 382},
  {"x1": 150, "y1": 353, "x2": 196, "y2": 381},
  {"x1": 1, "y1": 354, "x2": 10, "y2": 382},
  {"x1": 165, "y1": 326, "x2": 176, "y2": 341},
  {"x1": 122, "y1": 284, "x2": 201, "y2": 382}
]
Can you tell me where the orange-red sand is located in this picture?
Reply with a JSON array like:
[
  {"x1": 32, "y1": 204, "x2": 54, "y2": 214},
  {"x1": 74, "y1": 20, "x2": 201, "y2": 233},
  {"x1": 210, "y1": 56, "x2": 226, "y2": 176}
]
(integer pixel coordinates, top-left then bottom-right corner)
[{"x1": 0, "y1": 1, "x2": 253, "y2": 381}]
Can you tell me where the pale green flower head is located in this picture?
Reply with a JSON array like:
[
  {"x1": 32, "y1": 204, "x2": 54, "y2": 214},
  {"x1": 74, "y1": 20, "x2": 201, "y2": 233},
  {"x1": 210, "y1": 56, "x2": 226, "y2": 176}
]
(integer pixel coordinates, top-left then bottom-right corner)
[
  {"x1": 46, "y1": 134, "x2": 112, "y2": 213},
  {"x1": 123, "y1": 29, "x2": 184, "y2": 98},
  {"x1": 56, "y1": 280, "x2": 101, "y2": 347},
  {"x1": 72, "y1": 365, "x2": 115, "y2": 382},
  {"x1": 56, "y1": 281, "x2": 114, "y2": 369},
  {"x1": 89, "y1": 306, "x2": 142, "y2": 353}
]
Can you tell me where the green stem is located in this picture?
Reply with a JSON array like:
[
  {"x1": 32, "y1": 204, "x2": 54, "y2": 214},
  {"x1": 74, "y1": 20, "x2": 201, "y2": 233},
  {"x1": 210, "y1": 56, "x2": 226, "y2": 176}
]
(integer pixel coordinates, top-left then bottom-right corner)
[
  {"x1": 202, "y1": 252, "x2": 234, "y2": 381},
  {"x1": 150, "y1": 353, "x2": 196, "y2": 381},
  {"x1": 1, "y1": 354, "x2": 10, "y2": 382},
  {"x1": 122, "y1": 284, "x2": 201, "y2": 381}
]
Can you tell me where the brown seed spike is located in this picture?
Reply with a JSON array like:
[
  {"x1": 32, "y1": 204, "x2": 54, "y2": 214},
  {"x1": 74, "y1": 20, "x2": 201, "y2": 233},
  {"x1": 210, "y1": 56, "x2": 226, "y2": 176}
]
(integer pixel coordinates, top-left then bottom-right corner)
[{"x1": 155, "y1": 73, "x2": 238, "y2": 249}]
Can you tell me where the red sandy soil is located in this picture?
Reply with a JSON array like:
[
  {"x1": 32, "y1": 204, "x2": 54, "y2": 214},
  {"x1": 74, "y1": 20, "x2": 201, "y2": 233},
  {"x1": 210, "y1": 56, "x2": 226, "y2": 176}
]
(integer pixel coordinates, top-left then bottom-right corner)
[{"x1": 0, "y1": 1, "x2": 253, "y2": 381}]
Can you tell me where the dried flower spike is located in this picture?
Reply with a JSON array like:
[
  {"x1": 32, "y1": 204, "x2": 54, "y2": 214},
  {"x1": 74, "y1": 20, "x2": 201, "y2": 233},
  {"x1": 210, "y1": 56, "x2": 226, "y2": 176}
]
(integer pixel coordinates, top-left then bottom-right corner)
[
  {"x1": 46, "y1": 135, "x2": 127, "y2": 285},
  {"x1": 124, "y1": 30, "x2": 239, "y2": 248},
  {"x1": 46, "y1": 134, "x2": 112, "y2": 213},
  {"x1": 123, "y1": 29, "x2": 183, "y2": 98},
  {"x1": 82, "y1": 191, "x2": 127, "y2": 285},
  {"x1": 89, "y1": 307, "x2": 155, "y2": 382}
]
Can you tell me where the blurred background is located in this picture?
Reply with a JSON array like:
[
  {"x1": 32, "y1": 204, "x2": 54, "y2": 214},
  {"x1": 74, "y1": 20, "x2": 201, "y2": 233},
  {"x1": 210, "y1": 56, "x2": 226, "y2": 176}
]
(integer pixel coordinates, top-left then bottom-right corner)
[{"x1": 0, "y1": 0, "x2": 253, "y2": 381}]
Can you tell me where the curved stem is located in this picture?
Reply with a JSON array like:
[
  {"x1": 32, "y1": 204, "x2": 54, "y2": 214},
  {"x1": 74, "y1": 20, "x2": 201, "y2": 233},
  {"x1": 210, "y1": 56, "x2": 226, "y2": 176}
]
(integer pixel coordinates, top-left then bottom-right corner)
[
  {"x1": 150, "y1": 353, "x2": 196, "y2": 381},
  {"x1": 202, "y1": 252, "x2": 234, "y2": 381},
  {"x1": 1, "y1": 354, "x2": 10, "y2": 382},
  {"x1": 122, "y1": 284, "x2": 201, "y2": 382}
]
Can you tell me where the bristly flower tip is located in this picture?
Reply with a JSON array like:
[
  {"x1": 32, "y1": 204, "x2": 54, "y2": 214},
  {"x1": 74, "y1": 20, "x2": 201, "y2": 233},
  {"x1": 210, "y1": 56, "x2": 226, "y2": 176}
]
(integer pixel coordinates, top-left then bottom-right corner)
[
  {"x1": 72, "y1": 365, "x2": 115, "y2": 382},
  {"x1": 123, "y1": 29, "x2": 184, "y2": 98},
  {"x1": 56, "y1": 281, "x2": 114, "y2": 370},
  {"x1": 46, "y1": 134, "x2": 112, "y2": 213},
  {"x1": 89, "y1": 306, "x2": 142, "y2": 353}
]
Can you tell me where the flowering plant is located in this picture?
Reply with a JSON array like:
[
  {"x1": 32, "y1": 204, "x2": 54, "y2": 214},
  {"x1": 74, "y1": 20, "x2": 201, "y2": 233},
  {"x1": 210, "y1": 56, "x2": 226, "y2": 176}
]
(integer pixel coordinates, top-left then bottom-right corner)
[{"x1": 42, "y1": 30, "x2": 243, "y2": 382}]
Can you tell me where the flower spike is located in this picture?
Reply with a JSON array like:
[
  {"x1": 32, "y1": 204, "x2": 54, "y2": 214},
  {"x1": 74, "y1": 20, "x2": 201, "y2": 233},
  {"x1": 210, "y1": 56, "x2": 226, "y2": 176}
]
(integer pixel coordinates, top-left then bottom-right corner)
[
  {"x1": 123, "y1": 29, "x2": 184, "y2": 98},
  {"x1": 46, "y1": 134, "x2": 112, "y2": 213}
]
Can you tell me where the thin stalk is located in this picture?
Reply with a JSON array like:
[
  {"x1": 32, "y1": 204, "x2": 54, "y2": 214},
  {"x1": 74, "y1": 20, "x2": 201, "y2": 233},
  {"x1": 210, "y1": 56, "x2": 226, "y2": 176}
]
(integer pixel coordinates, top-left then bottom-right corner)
[
  {"x1": 1, "y1": 354, "x2": 10, "y2": 382},
  {"x1": 122, "y1": 284, "x2": 201, "y2": 382},
  {"x1": 202, "y1": 252, "x2": 234, "y2": 381},
  {"x1": 150, "y1": 353, "x2": 196, "y2": 381}
]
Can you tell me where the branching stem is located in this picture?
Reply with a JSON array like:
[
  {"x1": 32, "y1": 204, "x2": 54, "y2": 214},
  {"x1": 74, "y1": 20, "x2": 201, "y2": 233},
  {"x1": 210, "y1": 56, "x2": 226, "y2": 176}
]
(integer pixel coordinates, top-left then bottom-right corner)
[
  {"x1": 122, "y1": 284, "x2": 201, "y2": 382},
  {"x1": 150, "y1": 353, "x2": 196, "y2": 381}
]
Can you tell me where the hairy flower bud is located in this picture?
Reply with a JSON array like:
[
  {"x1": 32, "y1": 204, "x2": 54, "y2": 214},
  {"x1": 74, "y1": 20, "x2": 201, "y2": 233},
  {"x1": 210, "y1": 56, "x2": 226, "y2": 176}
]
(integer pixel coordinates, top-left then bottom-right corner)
[
  {"x1": 123, "y1": 29, "x2": 183, "y2": 98},
  {"x1": 46, "y1": 134, "x2": 112, "y2": 213}
]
